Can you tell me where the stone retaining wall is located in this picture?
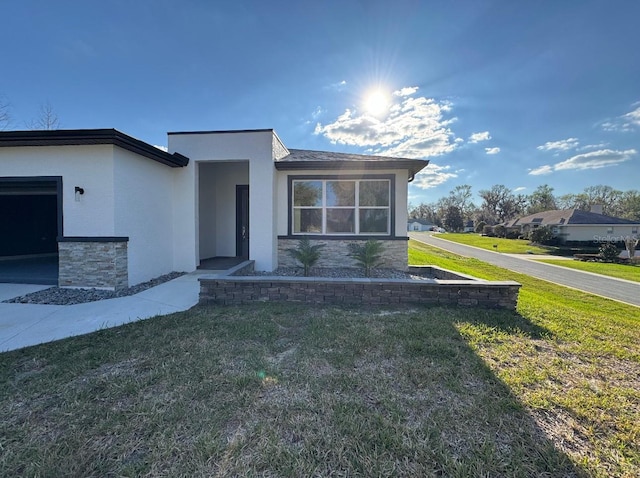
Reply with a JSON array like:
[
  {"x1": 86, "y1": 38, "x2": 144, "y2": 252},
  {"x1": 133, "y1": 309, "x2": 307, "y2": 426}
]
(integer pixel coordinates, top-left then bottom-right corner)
[
  {"x1": 277, "y1": 238, "x2": 407, "y2": 270},
  {"x1": 199, "y1": 263, "x2": 521, "y2": 309},
  {"x1": 58, "y1": 237, "x2": 128, "y2": 290}
]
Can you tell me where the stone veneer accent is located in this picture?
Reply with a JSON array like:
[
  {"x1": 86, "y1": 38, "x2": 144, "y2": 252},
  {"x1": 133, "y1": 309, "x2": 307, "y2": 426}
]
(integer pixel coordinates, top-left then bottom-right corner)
[
  {"x1": 58, "y1": 237, "x2": 128, "y2": 290},
  {"x1": 278, "y1": 238, "x2": 408, "y2": 270},
  {"x1": 199, "y1": 262, "x2": 521, "y2": 310}
]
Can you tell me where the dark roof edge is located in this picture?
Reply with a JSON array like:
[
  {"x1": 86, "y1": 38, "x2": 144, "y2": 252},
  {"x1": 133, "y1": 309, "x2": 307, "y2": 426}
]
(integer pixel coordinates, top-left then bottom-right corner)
[
  {"x1": 274, "y1": 159, "x2": 429, "y2": 176},
  {"x1": 0, "y1": 129, "x2": 189, "y2": 168},
  {"x1": 168, "y1": 128, "x2": 274, "y2": 136}
]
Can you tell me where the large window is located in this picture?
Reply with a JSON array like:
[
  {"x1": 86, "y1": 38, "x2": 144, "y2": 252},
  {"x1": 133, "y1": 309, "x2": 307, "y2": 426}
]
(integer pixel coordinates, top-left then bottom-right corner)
[{"x1": 292, "y1": 179, "x2": 391, "y2": 235}]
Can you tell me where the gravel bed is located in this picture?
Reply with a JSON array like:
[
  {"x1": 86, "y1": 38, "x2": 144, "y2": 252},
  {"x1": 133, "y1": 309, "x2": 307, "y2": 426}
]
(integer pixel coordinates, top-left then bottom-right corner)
[
  {"x1": 242, "y1": 267, "x2": 431, "y2": 280},
  {"x1": 3, "y1": 272, "x2": 186, "y2": 306}
]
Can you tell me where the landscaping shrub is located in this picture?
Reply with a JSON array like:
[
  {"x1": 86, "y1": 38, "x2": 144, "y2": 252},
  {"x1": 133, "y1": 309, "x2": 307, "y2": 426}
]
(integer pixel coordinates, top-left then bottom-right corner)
[
  {"x1": 529, "y1": 225, "x2": 555, "y2": 245},
  {"x1": 598, "y1": 242, "x2": 620, "y2": 263},
  {"x1": 482, "y1": 225, "x2": 495, "y2": 237},
  {"x1": 288, "y1": 238, "x2": 324, "y2": 276},
  {"x1": 493, "y1": 224, "x2": 506, "y2": 238},
  {"x1": 348, "y1": 239, "x2": 385, "y2": 277}
]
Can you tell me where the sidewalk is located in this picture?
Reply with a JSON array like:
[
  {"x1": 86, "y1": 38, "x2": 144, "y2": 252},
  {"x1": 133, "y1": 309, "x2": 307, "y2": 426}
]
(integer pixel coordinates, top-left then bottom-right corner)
[{"x1": 0, "y1": 271, "x2": 217, "y2": 353}]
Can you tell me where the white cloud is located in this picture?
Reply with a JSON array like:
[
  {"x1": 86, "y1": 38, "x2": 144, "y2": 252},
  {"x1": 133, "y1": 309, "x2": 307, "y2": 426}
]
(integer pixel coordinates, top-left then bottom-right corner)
[
  {"x1": 602, "y1": 104, "x2": 640, "y2": 132},
  {"x1": 393, "y1": 86, "x2": 419, "y2": 97},
  {"x1": 537, "y1": 138, "x2": 579, "y2": 152},
  {"x1": 324, "y1": 80, "x2": 347, "y2": 91},
  {"x1": 529, "y1": 165, "x2": 554, "y2": 176},
  {"x1": 315, "y1": 89, "x2": 459, "y2": 158},
  {"x1": 411, "y1": 163, "x2": 459, "y2": 189},
  {"x1": 528, "y1": 149, "x2": 636, "y2": 176},
  {"x1": 485, "y1": 147, "x2": 501, "y2": 155},
  {"x1": 153, "y1": 145, "x2": 168, "y2": 152},
  {"x1": 578, "y1": 142, "x2": 608, "y2": 151},
  {"x1": 468, "y1": 131, "x2": 491, "y2": 143},
  {"x1": 514, "y1": 186, "x2": 527, "y2": 192}
]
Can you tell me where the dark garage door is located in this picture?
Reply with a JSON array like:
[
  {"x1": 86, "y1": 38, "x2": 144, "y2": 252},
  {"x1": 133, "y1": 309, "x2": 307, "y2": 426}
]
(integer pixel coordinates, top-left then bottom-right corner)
[{"x1": 0, "y1": 178, "x2": 62, "y2": 284}]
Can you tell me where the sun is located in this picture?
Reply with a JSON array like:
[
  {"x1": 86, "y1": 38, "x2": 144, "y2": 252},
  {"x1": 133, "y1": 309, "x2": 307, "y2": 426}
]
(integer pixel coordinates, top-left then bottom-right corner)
[{"x1": 363, "y1": 89, "x2": 390, "y2": 117}]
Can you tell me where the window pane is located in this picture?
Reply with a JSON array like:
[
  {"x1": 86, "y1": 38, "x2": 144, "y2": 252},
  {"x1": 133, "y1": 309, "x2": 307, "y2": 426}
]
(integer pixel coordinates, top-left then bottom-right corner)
[
  {"x1": 326, "y1": 181, "x2": 355, "y2": 207},
  {"x1": 359, "y1": 180, "x2": 389, "y2": 207},
  {"x1": 326, "y1": 208, "x2": 355, "y2": 233},
  {"x1": 293, "y1": 181, "x2": 322, "y2": 207},
  {"x1": 294, "y1": 209, "x2": 322, "y2": 233},
  {"x1": 359, "y1": 209, "x2": 389, "y2": 233}
]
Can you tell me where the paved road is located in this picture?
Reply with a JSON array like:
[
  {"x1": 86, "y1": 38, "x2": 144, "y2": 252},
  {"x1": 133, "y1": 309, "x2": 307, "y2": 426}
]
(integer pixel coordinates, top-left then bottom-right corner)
[{"x1": 410, "y1": 232, "x2": 640, "y2": 308}]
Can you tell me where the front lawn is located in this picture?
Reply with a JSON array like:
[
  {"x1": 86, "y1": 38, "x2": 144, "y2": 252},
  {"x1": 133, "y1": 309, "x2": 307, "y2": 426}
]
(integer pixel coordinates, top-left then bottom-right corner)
[
  {"x1": 538, "y1": 259, "x2": 640, "y2": 283},
  {"x1": 429, "y1": 232, "x2": 556, "y2": 254},
  {"x1": 0, "y1": 242, "x2": 638, "y2": 477}
]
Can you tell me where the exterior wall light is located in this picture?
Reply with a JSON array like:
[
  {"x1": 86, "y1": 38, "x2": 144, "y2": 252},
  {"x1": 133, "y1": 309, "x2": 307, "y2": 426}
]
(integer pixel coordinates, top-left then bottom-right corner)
[{"x1": 75, "y1": 186, "x2": 85, "y2": 201}]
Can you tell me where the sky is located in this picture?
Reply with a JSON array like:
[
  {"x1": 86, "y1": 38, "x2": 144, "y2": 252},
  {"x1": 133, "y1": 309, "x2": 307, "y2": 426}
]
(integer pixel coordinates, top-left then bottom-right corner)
[{"x1": 1, "y1": 0, "x2": 639, "y2": 206}]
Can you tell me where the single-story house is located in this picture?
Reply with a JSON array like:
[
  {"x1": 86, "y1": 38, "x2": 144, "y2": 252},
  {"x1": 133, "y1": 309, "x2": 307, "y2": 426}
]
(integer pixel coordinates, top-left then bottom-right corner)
[
  {"x1": 407, "y1": 218, "x2": 435, "y2": 232},
  {"x1": 0, "y1": 128, "x2": 428, "y2": 289},
  {"x1": 503, "y1": 208, "x2": 640, "y2": 244}
]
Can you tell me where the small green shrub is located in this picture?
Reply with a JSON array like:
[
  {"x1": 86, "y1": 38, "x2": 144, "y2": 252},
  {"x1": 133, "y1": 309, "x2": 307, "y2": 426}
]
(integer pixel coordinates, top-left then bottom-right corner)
[
  {"x1": 493, "y1": 224, "x2": 506, "y2": 238},
  {"x1": 598, "y1": 242, "x2": 620, "y2": 262},
  {"x1": 529, "y1": 225, "x2": 555, "y2": 245},
  {"x1": 289, "y1": 238, "x2": 324, "y2": 276},
  {"x1": 348, "y1": 240, "x2": 385, "y2": 277}
]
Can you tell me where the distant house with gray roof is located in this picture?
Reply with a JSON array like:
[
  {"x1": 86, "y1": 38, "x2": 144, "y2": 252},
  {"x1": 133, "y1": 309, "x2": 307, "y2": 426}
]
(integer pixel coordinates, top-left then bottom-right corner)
[{"x1": 503, "y1": 208, "x2": 639, "y2": 244}]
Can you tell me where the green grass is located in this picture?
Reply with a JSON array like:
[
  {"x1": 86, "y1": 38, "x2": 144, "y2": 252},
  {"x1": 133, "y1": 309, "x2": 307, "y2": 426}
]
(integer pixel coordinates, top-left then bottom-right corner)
[
  {"x1": 0, "y1": 244, "x2": 638, "y2": 477},
  {"x1": 538, "y1": 259, "x2": 640, "y2": 283},
  {"x1": 430, "y1": 232, "x2": 556, "y2": 254}
]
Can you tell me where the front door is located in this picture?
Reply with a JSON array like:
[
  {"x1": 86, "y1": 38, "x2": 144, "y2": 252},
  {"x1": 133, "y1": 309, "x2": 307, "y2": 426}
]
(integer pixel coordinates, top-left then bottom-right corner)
[{"x1": 236, "y1": 185, "x2": 249, "y2": 260}]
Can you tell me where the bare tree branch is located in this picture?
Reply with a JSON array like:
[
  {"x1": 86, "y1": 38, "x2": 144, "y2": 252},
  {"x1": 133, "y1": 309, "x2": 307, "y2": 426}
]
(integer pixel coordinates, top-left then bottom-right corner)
[{"x1": 26, "y1": 101, "x2": 61, "y2": 130}]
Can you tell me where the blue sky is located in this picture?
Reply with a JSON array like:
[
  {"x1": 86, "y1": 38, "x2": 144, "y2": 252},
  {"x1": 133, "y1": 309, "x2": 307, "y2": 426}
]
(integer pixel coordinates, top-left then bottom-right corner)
[{"x1": 1, "y1": 0, "x2": 638, "y2": 205}]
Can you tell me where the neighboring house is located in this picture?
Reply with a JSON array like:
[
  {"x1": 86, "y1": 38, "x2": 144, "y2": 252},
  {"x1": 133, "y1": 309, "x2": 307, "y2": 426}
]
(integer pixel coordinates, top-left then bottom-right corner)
[
  {"x1": 0, "y1": 128, "x2": 428, "y2": 289},
  {"x1": 407, "y1": 218, "x2": 435, "y2": 232},
  {"x1": 463, "y1": 220, "x2": 475, "y2": 233},
  {"x1": 503, "y1": 208, "x2": 640, "y2": 244}
]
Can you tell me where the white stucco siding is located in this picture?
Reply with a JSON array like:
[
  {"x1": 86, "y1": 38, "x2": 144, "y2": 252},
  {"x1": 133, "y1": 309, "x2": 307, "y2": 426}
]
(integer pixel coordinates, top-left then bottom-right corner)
[
  {"x1": 169, "y1": 131, "x2": 277, "y2": 271},
  {"x1": 0, "y1": 145, "x2": 116, "y2": 236},
  {"x1": 559, "y1": 224, "x2": 640, "y2": 242},
  {"x1": 113, "y1": 148, "x2": 177, "y2": 286},
  {"x1": 275, "y1": 168, "x2": 410, "y2": 237}
]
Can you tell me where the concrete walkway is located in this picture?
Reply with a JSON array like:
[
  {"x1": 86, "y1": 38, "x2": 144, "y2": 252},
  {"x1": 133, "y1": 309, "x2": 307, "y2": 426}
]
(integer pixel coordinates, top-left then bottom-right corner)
[
  {"x1": 0, "y1": 271, "x2": 219, "y2": 353},
  {"x1": 410, "y1": 232, "x2": 640, "y2": 307}
]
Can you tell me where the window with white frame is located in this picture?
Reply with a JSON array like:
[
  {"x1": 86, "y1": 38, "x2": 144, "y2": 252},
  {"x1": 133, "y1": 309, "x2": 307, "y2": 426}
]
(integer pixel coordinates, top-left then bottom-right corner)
[{"x1": 292, "y1": 179, "x2": 391, "y2": 235}]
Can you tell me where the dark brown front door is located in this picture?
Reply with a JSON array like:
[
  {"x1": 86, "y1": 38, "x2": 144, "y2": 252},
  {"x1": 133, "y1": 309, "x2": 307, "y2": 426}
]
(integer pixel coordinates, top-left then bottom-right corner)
[{"x1": 236, "y1": 185, "x2": 249, "y2": 260}]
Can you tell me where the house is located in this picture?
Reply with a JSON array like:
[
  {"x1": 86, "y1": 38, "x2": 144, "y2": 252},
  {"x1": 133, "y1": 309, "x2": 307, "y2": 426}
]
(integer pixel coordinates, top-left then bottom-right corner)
[
  {"x1": 407, "y1": 218, "x2": 435, "y2": 232},
  {"x1": 503, "y1": 208, "x2": 640, "y2": 244},
  {"x1": 463, "y1": 220, "x2": 475, "y2": 233},
  {"x1": 0, "y1": 128, "x2": 429, "y2": 289}
]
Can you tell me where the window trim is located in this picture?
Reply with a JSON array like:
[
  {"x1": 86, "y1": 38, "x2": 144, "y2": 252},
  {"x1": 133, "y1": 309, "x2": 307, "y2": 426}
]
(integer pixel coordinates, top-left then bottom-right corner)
[{"x1": 288, "y1": 174, "x2": 396, "y2": 237}]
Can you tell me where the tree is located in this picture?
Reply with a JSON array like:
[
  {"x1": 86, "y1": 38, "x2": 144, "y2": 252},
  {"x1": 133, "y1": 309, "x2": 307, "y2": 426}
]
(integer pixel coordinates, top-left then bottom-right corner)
[
  {"x1": 618, "y1": 190, "x2": 640, "y2": 221},
  {"x1": 478, "y1": 185, "x2": 526, "y2": 224},
  {"x1": 408, "y1": 202, "x2": 440, "y2": 225},
  {"x1": 26, "y1": 101, "x2": 61, "y2": 130},
  {"x1": 442, "y1": 205, "x2": 464, "y2": 232},
  {"x1": 527, "y1": 184, "x2": 557, "y2": 214},
  {"x1": 583, "y1": 185, "x2": 622, "y2": 216}
]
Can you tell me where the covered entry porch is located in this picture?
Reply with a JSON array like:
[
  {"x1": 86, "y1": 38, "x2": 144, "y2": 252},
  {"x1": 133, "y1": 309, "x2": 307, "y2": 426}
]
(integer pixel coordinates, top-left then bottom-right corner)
[{"x1": 197, "y1": 161, "x2": 249, "y2": 268}]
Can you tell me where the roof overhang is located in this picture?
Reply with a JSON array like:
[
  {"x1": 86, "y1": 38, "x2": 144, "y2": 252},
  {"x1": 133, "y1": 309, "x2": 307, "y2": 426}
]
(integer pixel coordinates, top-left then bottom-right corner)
[
  {"x1": 274, "y1": 159, "x2": 428, "y2": 178},
  {"x1": 0, "y1": 129, "x2": 189, "y2": 167}
]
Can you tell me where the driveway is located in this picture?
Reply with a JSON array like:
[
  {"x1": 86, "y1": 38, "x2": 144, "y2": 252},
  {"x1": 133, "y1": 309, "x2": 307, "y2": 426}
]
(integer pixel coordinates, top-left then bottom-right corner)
[
  {"x1": 410, "y1": 232, "x2": 640, "y2": 308},
  {"x1": 0, "y1": 273, "x2": 211, "y2": 353}
]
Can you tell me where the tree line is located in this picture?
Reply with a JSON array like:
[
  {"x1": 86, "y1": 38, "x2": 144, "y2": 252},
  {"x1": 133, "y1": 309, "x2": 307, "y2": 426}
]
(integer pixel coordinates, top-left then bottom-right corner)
[{"x1": 409, "y1": 184, "x2": 640, "y2": 232}]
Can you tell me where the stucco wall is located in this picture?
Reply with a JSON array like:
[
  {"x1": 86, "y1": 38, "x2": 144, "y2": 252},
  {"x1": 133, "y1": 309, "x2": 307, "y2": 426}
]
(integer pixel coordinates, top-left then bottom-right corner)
[
  {"x1": 559, "y1": 224, "x2": 640, "y2": 243},
  {"x1": 0, "y1": 145, "x2": 116, "y2": 236},
  {"x1": 169, "y1": 130, "x2": 277, "y2": 271},
  {"x1": 113, "y1": 148, "x2": 177, "y2": 286}
]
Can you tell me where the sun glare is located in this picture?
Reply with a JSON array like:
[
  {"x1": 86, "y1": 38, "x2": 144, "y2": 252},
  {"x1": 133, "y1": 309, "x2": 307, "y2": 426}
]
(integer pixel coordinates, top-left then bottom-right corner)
[{"x1": 364, "y1": 89, "x2": 390, "y2": 117}]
